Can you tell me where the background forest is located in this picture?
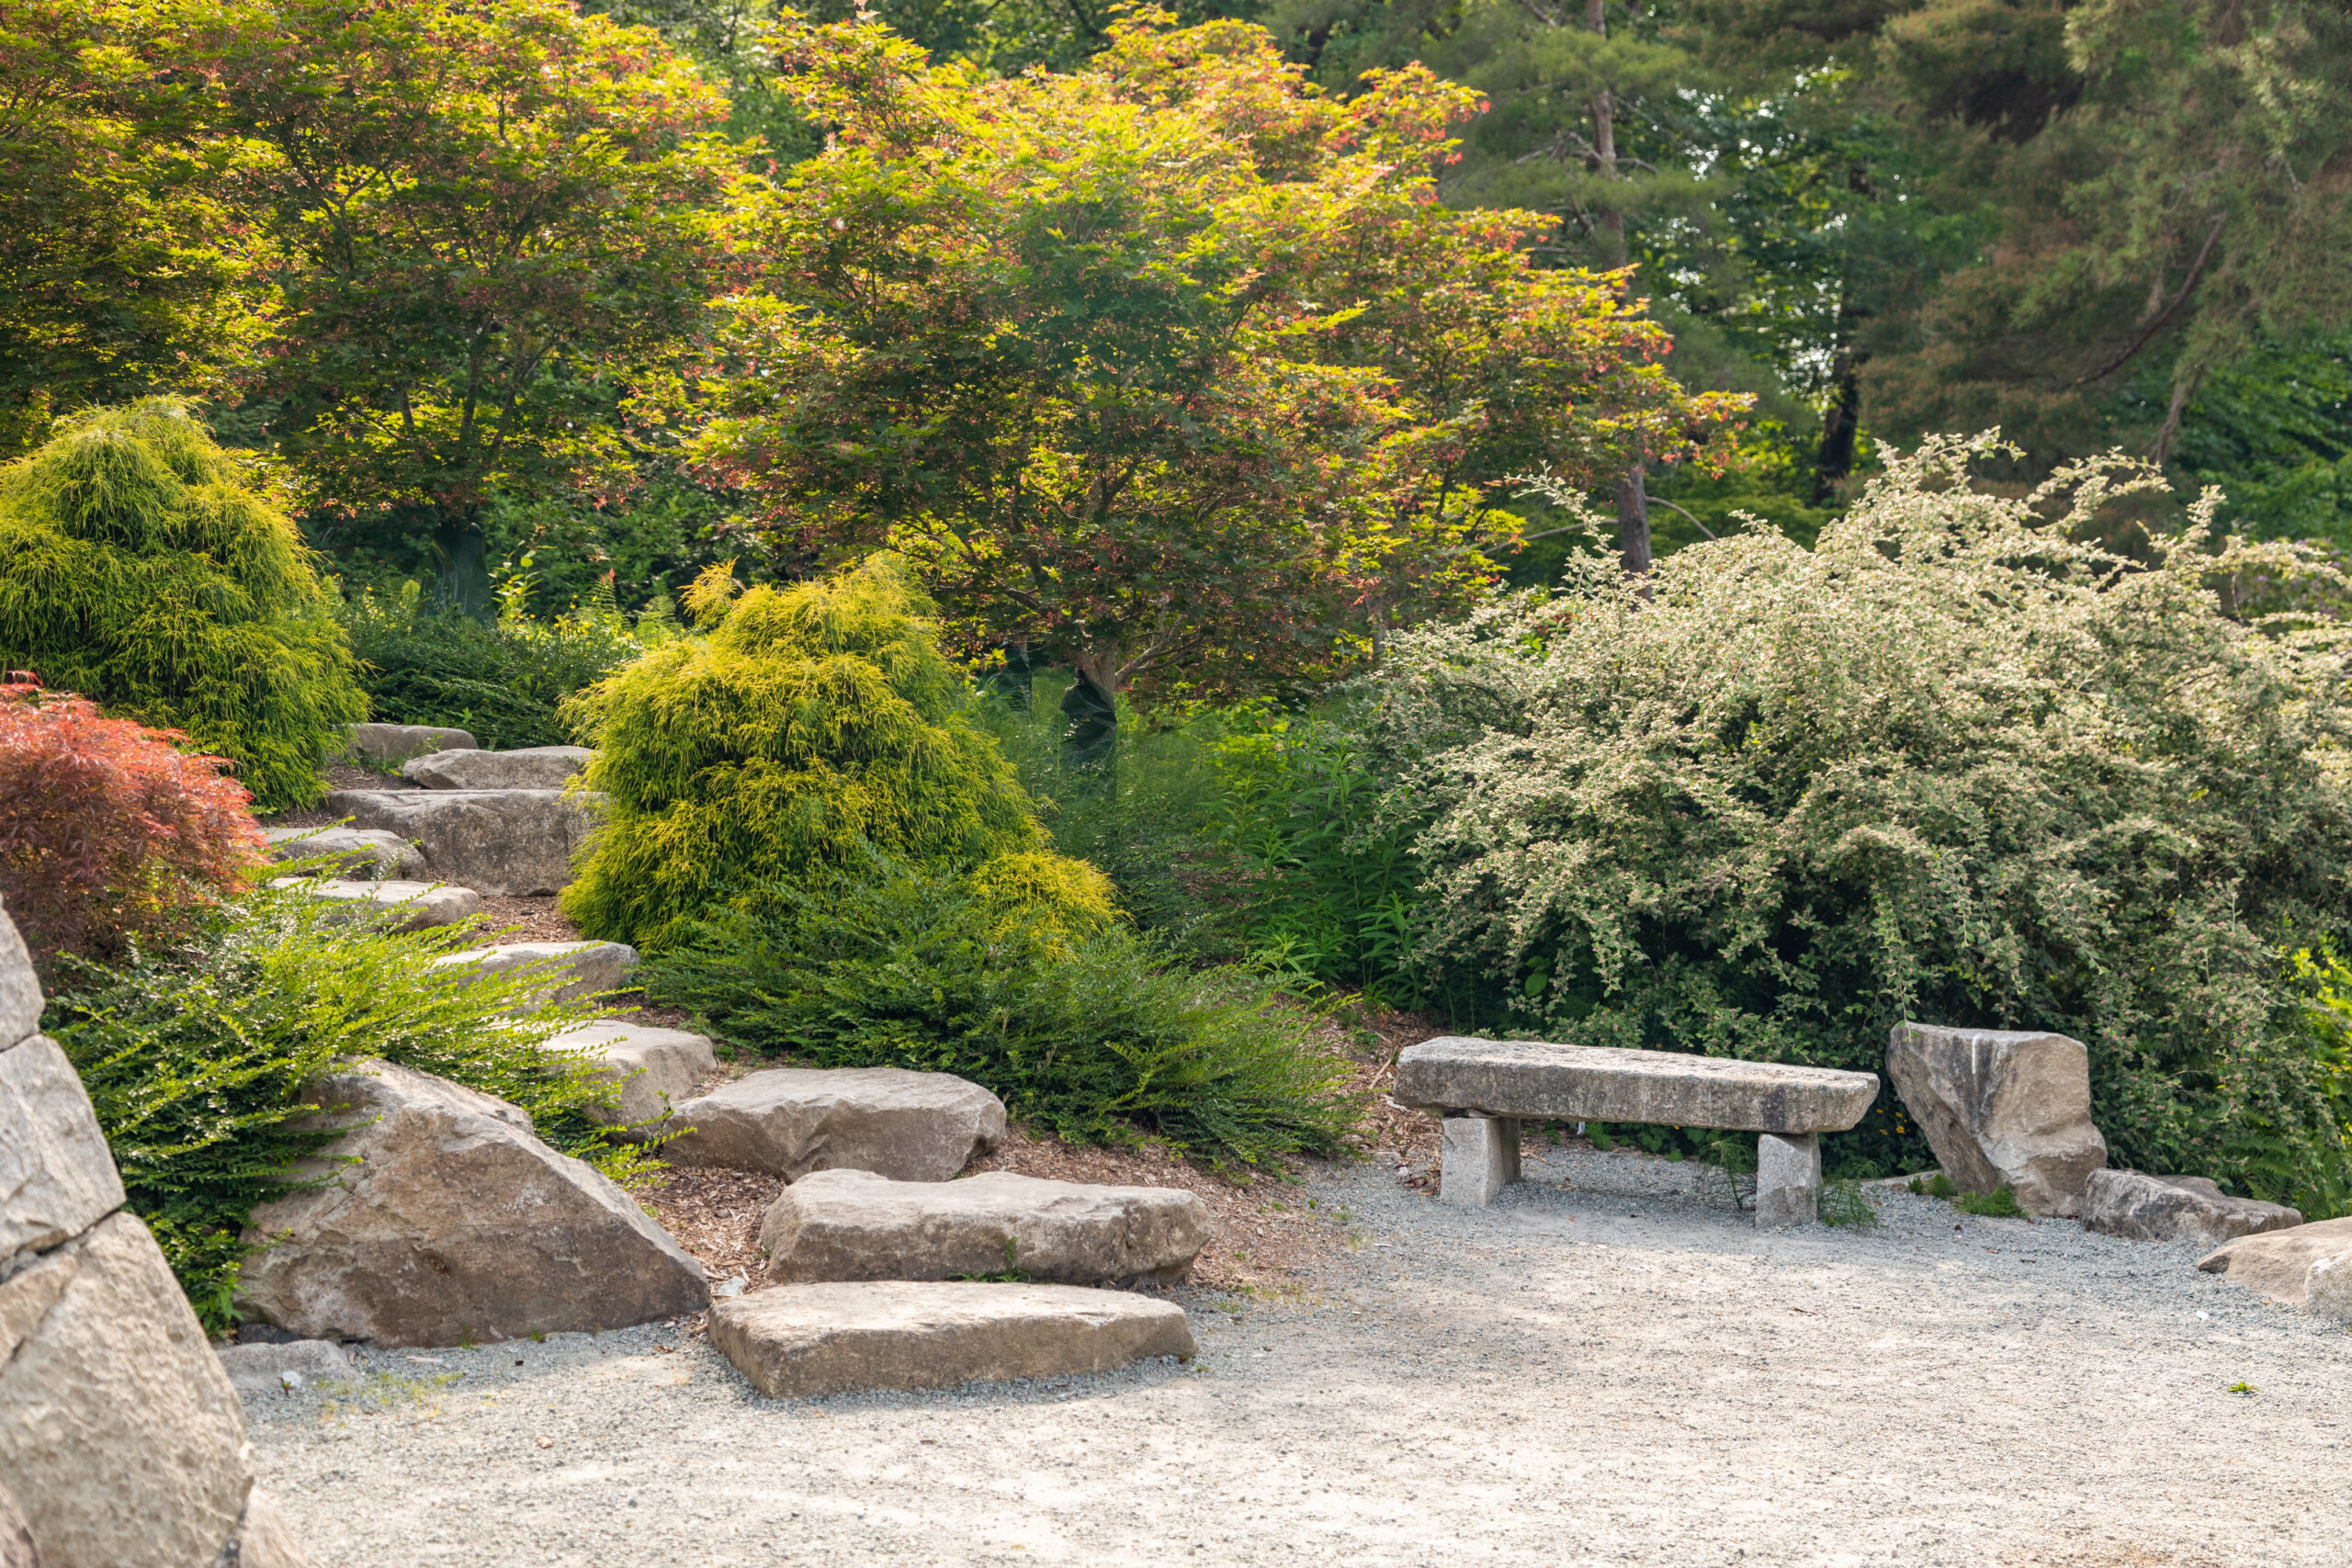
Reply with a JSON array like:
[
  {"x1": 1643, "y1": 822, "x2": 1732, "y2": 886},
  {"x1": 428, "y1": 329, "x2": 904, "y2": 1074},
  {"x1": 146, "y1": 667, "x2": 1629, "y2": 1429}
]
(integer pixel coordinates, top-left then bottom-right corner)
[{"x1": 6, "y1": 0, "x2": 2352, "y2": 1286}]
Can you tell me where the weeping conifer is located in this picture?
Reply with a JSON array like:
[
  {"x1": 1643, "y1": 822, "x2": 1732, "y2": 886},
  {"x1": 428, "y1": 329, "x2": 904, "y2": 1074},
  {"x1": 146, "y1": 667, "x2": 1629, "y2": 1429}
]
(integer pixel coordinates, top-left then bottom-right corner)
[{"x1": 0, "y1": 400, "x2": 366, "y2": 809}]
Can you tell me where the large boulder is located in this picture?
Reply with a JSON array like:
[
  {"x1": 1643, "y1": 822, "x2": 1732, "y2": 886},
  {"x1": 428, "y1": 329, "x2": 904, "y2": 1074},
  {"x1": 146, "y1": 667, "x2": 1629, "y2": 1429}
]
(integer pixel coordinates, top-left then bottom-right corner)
[
  {"x1": 262, "y1": 825, "x2": 425, "y2": 880},
  {"x1": 340, "y1": 723, "x2": 476, "y2": 767},
  {"x1": 760, "y1": 1168, "x2": 1210, "y2": 1287},
  {"x1": 2195, "y1": 1215, "x2": 2352, "y2": 1306},
  {"x1": 402, "y1": 745, "x2": 592, "y2": 792},
  {"x1": 235, "y1": 1061, "x2": 707, "y2": 1347},
  {"x1": 0, "y1": 906, "x2": 38, "y2": 1047},
  {"x1": 542, "y1": 1020, "x2": 716, "y2": 1132},
  {"x1": 662, "y1": 1067, "x2": 1007, "y2": 1181},
  {"x1": 273, "y1": 877, "x2": 480, "y2": 931},
  {"x1": 2082, "y1": 1169, "x2": 2301, "y2": 1247},
  {"x1": 322, "y1": 788, "x2": 601, "y2": 896},
  {"x1": 1885, "y1": 1024, "x2": 2108, "y2": 1217},
  {"x1": 430, "y1": 941, "x2": 638, "y2": 1008},
  {"x1": 0, "y1": 1036, "x2": 127, "y2": 1262},
  {"x1": 0, "y1": 1213, "x2": 254, "y2": 1568},
  {"x1": 708, "y1": 1280, "x2": 1197, "y2": 1399}
]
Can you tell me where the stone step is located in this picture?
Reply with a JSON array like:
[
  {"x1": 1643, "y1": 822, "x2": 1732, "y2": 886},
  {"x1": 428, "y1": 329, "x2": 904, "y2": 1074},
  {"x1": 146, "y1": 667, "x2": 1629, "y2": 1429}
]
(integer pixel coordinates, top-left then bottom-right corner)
[
  {"x1": 540, "y1": 1021, "x2": 717, "y2": 1132},
  {"x1": 273, "y1": 877, "x2": 479, "y2": 931},
  {"x1": 323, "y1": 788, "x2": 602, "y2": 896},
  {"x1": 707, "y1": 1280, "x2": 1195, "y2": 1399},
  {"x1": 661, "y1": 1067, "x2": 1006, "y2": 1181},
  {"x1": 401, "y1": 745, "x2": 592, "y2": 792},
  {"x1": 429, "y1": 942, "x2": 638, "y2": 1009},
  {"x1": 761, "y1": 1168, "x2": 1209, "y2": 1287},
  {"x1": 262, "y1": 825, "x2": 424, "y2": 880}
]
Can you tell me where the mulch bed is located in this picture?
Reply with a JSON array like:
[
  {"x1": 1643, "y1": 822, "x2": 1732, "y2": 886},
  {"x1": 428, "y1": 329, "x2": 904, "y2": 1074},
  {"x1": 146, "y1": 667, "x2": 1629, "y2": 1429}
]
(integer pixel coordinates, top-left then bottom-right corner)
[{"x1": 469, "y1": 896, "x2": 579, "y2": 943}]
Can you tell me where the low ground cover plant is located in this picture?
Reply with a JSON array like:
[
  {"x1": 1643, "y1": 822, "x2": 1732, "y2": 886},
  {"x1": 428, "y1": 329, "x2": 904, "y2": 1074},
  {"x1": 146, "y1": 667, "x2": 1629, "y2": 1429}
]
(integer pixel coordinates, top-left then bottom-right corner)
[
  {"x1": 1351, "y1": 434, "x2": 2352, "y2": 1213},
  {"x1": 0, "y1": 401, "x2": 366, "y2": 809},
  {"x1": 643, "y1": 851, "x2": 1363, "y2": 1173},
  {"x1": 46, "y1": 885, "x2": 644, "y2": 1331},
  {"x1": 0, "y1": 678, "x2": 264, "y2": 975}
]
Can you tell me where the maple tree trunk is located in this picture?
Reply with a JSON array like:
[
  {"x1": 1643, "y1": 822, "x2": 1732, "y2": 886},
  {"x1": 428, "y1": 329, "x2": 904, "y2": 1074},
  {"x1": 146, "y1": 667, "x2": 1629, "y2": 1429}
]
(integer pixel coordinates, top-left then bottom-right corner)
[
  {"x1": 1058, "y1": 648, "x2": 1119, "y2": 776},
  {"x1": 1588, "y1": 0, "x2": 1651, "y2": 580},
  {"x1": 435, "y1": 517, "x2": 491, "y2": 617}
]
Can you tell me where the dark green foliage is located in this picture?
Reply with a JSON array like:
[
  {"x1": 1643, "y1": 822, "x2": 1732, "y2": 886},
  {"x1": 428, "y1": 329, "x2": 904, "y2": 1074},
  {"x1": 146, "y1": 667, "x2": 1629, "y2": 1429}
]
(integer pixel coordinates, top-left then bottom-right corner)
[
  {"x1": 1818, "y1": 1179, "x2": 1881, "y2": 1229},
  {"x1": 47, "y1": 882, "x2": 648, "y2": 1331},
  {"x1": 336, "y1": 577, "x2": 648, "y2": 750},
  {"x1": 1955, "y1": 1186, "x2": 2025, "y2": 1219},
  {"x1": 562, "y1": 557, "x2": 1049, "y2": 948},
  {"x1": 0, "y1": 400, "x2": 366, "y2": 809},
  {"x1": 642, "y1": 854, "x2": 1363, "y2": 1172}
]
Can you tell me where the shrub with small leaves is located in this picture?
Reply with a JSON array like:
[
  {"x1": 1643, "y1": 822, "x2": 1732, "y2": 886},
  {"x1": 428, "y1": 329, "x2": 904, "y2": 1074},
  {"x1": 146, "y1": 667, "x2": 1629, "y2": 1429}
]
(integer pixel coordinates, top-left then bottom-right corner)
[
  {"x1": 0, "y1": 677, "x2": 265, "y2": 975},
  {"x1": 1955, "y1": 1186, "x2": 2027, "y2": 1218},
  {"x1": 1818, "y1": 1179, "x2": 1882, "y2": 1229}
]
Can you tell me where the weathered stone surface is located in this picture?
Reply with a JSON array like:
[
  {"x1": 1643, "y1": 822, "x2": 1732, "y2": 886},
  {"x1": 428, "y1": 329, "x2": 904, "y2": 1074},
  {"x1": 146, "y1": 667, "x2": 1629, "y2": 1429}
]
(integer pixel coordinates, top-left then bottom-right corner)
[
  {"x1": 262, "y1": 826, "x2": 425, "y2": 880},
  {"x1": 221, "y1": 1490, "x2": 311, "y2": 1568},
  {"x1": 1438, "y1": 1114, "x2": 1521, "y2": 1208},
  {"x1": 0, "y1": 900, "x2": 40, "y2": 1049},
  {"x1": 0, "y1": 1212, "x2": 252, "y2": 1568},
  {"x1": 1885, "y1": 1024, "x2": 2108, "y2": 1217},
  {"x1": 2195, "y1": 1215, "x2": 2352, "y2": 1306},
  {"x1": 0, "y1": 1481, "x2": 34, "y2": 1568},
  {"x1": 402, "y1": 745, "x2": 593, "y2": 792},
  {"x1": 709, "y1": 1280, "x2": 1196, "y2": 1398},
  {"x1": 2082, "y1": 1169, "x2": 2301, "y2": 1247},
  {"x1": 0, "y1": 1035, "x2": 128, "y2": 1268},
  {"x1": 1395, "y1": 1038, "x2": 1879, "y2": 1134},
  {"x1": 431, "y1": 941, "x2": 638, "y2": 1008},
  {"x1": 273, "y1": 877, "x2": 481, "y2": 931},
  {"x1": 542, "y1": 1021, "x2": 716, "y2": 1131},
  {"x1": 1755, "y1": 1131, "x2": 1822, "y2": 1227},
  {"x1": 214, "y1": 1338, "x2": 353, "y2": 1397},
  {"x1": 759, "y1": 1168, "x2": 1210, "y2": 1287},
  {"x1": 2309, "y1": 1252, "x2": 2352, "y2": 1326},
  {"x1": 341, "y1": 723, "x2": 477, "y2": 766},
  {"x1": 662, "y1": 1068, "x2": 1007, "y2": 1181},
  {"x1": 235, "y1": 1061, "x2": 707, "y2": 1347},
  {"x1": 322, "y1": 788, "x2": 601, "y2": 896}
]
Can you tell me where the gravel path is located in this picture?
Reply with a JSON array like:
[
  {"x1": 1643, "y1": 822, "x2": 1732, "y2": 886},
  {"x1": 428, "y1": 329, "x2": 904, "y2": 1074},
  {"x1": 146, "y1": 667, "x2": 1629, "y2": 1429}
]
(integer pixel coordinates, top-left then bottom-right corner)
[{"x1": 245, "y1": 1144, "x2": 2352, "y2": 1566}]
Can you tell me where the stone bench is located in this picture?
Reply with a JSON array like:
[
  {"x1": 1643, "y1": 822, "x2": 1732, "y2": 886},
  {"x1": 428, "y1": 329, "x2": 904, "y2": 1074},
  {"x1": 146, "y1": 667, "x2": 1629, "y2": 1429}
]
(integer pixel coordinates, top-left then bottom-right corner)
[{"x1": 1392, "y1": 1038, "x2": 1881, "y2": 1225}]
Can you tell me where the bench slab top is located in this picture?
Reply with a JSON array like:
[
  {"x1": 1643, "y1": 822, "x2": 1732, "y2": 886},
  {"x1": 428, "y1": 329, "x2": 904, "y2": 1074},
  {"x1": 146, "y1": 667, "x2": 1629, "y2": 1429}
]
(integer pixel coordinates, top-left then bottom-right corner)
[{"x1": 1394, "y1": 1037, "x2": 1879, "y2": 1134}]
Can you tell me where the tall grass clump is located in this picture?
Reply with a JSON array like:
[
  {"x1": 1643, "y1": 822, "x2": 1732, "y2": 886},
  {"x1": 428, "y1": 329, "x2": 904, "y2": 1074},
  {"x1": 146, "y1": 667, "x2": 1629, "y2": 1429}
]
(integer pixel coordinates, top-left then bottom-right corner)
[
  {"x1": 643, "y1": 852, "x2": 1362, "y2": 1172},
  {"x1": 1354, "y1": 434, "x2": 2352, "y2": 1213},
  {"x1": 561, "y1": 557, "x2": 1052, "y2": 947},
  {"x1": 0, "y1": 400, "x2": 366, "y2": 808},
  {"x1": 45, "y1": 883, "x2": 645, "y2": 1330}
]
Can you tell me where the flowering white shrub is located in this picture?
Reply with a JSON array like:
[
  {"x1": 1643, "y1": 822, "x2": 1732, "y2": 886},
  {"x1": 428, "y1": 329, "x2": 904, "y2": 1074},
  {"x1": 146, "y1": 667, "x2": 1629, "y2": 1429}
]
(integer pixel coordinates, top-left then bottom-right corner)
[{"x1": 1356, "y1": 434, "x2": 2352, "y2": 1208}]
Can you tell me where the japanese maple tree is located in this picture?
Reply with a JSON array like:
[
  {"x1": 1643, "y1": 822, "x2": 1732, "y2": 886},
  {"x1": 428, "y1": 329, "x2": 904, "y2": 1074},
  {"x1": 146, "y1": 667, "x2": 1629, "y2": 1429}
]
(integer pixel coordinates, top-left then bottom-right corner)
[{"x1": 683, "y1": 11, "x2": 1742, "y2": 708}]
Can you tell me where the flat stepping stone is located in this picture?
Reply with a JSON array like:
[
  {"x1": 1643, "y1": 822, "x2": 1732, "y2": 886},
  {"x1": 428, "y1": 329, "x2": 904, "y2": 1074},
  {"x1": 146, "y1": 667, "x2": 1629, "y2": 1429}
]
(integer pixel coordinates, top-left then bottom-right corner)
[
  {"x1": 541, "y1": 1021, "x2": 716, "y2": 1131},
  {"x1": 761, "y1": 1168, "x2": 1209, "y2": 1287},
  {"x1": 661, "y1": 1067, "x2": 1005, "y2": 1181},
  {"x1": 2197, "y1": 1214, "x2": 2352, "y2": 1305},
  {"x1": 2084, "y1": 1169, "x2": 2301, "y2": 1247},
  {"x1": 402, "y1": 745, "x2": 592, "y2": 791},
  {"x1": 272, "y1": 877, "x2": 479, "y2": 931},
  {"x1": 341, "y1": 723, "x2": 476, "y2": 767},
  {"x1": 324, "y1": 788, "x2": 602, "y2": 896},
  {"x1": 708, "y1": 1280, "x2": 1195, "y2": 1398},
  {"x1": 262, "y1": 825, "x2": 424, "y2": 880},
  {"x1": 429, "y1": 942, "x2": 637, "y2": 1008}
]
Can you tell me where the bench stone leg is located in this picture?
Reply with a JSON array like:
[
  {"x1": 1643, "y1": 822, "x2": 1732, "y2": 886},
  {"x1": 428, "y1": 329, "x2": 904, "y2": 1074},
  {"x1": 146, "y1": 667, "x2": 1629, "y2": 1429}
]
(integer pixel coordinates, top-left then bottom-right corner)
[
  {"x1": 1440, "y1": 1114, "x2": 1521, "y2": 1208},
  {"x1": 1755, "y1": 1132, "x2": 1821, "y2": 1226}
]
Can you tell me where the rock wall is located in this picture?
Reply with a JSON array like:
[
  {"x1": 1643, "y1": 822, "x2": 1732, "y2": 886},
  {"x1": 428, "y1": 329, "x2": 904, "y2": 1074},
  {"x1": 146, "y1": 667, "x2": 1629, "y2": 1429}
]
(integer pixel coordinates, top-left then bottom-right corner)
[{"x1": 0, "y1": 900, "x2": 307, "y2": 1568}]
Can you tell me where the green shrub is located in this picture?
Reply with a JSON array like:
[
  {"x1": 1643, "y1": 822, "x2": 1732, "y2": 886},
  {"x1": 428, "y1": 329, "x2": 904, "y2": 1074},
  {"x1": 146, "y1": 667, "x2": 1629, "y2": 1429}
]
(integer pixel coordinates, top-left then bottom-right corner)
[
  {"x1": 1357, "y1": 434, "x2": 2352, "y2": 1214},
  {"x1": 642, "y1": 852, "x2": 1363, "y2": 1172},
  {"x1": 46, "y1": 883, "x2": 648, "y2": 1331},
  {"x1": 1955, "y1": 1186, "x2": 2026, "y2": 1218},
  {"x1": 561, "y1": 557, "x2": 1051, "y2": 947},
  {"x1": 1819, "y1": 1179, "x2": 1882, "y2": 1228},
  {"x1": 336, "y1": 574, "x2": 650, "y2": 750},
  {"x1": 0, "y1": 400, "x2": 366, "y2": 809}
]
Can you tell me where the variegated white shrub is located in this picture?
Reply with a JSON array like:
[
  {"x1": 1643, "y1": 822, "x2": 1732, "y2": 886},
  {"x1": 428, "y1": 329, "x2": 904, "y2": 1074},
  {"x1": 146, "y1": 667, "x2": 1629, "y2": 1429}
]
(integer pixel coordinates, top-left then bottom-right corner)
[{"x1": 1356, "y1": 434, "x2": 2352, "y2": 1208}]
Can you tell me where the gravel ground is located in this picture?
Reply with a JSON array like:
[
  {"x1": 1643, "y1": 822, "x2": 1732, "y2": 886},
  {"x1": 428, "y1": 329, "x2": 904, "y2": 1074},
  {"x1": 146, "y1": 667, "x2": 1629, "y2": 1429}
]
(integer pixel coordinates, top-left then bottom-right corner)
[{"x1": 245, "y1": 1143, "x2": 2352, "y2": 1567}]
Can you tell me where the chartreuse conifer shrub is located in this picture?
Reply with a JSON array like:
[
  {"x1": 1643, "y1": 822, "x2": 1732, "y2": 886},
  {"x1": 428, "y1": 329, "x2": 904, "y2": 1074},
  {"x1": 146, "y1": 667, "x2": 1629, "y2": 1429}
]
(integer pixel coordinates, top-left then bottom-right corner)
[
  {"x1": 1356, "y1": 434, "x2": 2352, "y2": 1216},
  {"x1": 560, "y1": 557, "x2": 1056, "y2": 947},
  {"x1": 0, "y1": 400, "x2": 366, "y2": 809}
]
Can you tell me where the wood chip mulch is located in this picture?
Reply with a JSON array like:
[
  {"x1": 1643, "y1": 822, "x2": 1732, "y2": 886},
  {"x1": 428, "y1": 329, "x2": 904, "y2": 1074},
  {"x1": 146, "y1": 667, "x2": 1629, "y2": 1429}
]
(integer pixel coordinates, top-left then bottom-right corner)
[
  {"x1": 468, "y1": 897, "x2": 579, "y2": 944},
  {"x1": 636, "y1": 1003, "x2": 1454, "y2": 1298}
]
